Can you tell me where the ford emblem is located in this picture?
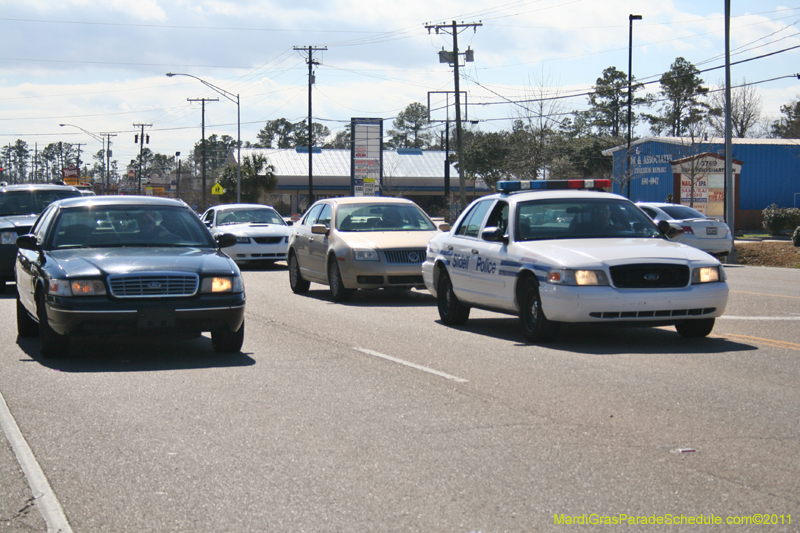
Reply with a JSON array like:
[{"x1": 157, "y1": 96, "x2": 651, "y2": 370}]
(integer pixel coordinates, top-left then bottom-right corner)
[
  {"x1": 644, "y1": 273, "x2": 660, "y2": 281},
  {"x1": 148, "y1": 282, "x2": 162, "y2": 288},
  {"x1": 408, "y1": 252, "x2": 420, "y2": 263}
]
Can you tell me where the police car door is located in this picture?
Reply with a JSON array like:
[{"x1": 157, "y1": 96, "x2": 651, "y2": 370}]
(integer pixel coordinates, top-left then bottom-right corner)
[
  {"x1": 468, "y1": 199, "x2": 510, "y2": 309},
  {"x1": 447, "y1": 199, "x2": 496, "y2": 304}
]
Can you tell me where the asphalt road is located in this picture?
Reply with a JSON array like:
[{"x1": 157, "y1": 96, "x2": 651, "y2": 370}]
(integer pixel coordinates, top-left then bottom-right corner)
[{"x1": 1, "y1": 264, "x2": 798, "y2": 532}]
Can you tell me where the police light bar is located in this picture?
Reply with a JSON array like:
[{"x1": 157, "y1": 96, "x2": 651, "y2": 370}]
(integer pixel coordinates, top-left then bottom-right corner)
[{"x1": 496, "y1": 179, "x2": 611, "y2": 193}]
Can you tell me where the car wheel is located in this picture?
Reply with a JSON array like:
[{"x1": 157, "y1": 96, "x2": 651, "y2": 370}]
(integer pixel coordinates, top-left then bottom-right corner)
[
  {"x1": 328, "y1": 258, "x2": 353, "y2": 303},
  {"x1": 16, "y1": 297, "x2": 39, "y2": 338},
  {"x1": 37, "y1": 292, "x2": 69, "y2": 358},
  {"x1": 211, "y1": 319, "x2": 245, "y2": 353},
  {"x1": 437, "y1": 270, "x2": 470, "y2": 325},
  {"x1": 288, "y1": 252, "x2": 310, "y2": 293},
  {"x1": 519, "y1": 277, "x2": 560, "y2": 343},
  {"x1": 675, "y1": 318, "x2": 715, "y2": 338}
]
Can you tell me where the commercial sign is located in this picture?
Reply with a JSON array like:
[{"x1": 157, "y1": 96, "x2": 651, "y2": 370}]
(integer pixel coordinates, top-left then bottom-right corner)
[{"x1": 350, "y1": 118, "x2": 382, "y2": 197}]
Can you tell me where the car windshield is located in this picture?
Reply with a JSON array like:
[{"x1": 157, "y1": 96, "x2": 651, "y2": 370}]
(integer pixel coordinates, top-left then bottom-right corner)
[
  {"x1": 0, "y1": 189, "x2": 82, "y2": 216},
  {"x1": 217, "y1": 208, "x2": 285, "y2": 226},
  {"x1": 516, "y1": 198, "x2": 662, "y2": 241},
  {"x1": 657, "y1": 204, "x2": 707, "y2": 220},
  {"x1": 49, "y1": 205, "x2": 216, "y2": 249},
  {"x1": 335, "y1": 203, "x2": 436, "y2": 232}
]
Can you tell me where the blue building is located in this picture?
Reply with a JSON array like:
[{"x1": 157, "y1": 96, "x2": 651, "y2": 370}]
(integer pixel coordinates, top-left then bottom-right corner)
[{"x1": 603, "y1": 137, "x2": 800, "y2": 231}]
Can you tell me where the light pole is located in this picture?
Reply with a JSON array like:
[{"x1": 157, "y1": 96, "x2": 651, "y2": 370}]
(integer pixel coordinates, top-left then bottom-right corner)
[
  {"x1": 59, "y1": 123, "x2": 114, "y2": 194},
  {"x1": 625, "y1": 14, "x2": 642, "y2": 199},
  {"x1": 166, "y1": 73, "x2": 241, "y2": 203}
]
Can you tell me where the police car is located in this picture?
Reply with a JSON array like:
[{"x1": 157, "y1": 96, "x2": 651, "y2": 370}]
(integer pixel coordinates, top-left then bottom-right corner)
[{"x1": 422, "y1": 179, "x2": 729, "y2": 343}]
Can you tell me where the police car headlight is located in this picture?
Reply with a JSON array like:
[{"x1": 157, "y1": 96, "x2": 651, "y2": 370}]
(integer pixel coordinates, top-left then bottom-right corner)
[
  {"x1": 547, "y1": 268, "x2": 609, "y2": 286},
  {"x1": 692, "y1": 266, "x2": 722, "y2": 284},
  {"x1": 49, "y1": 279, "x2": 107, "y2": 296},
  {"x1": 353, "y1": 248, "x2": 379, "y2": 261},
  {"x1": 201, "y1": 275, "x2": 244, "y2": 293},
  {"x1": 1, "y1": 231, "x2": 17, "y2": 245}
]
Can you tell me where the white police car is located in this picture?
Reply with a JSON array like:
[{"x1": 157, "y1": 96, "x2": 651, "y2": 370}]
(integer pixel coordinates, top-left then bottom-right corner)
[{"x1": 422, "y1": 179, "x2": 729, "y2": 343}]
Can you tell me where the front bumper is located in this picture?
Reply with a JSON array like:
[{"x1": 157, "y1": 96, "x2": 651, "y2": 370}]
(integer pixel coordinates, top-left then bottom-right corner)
[
  {"x1": 226, "y1": 242, "x2": 288, "y2": 263},
  {"x1": 339, "y1": 258, "x2": 425, "y2": 289},
  {"x1": 44, "y1": 292, "x2": 246, "y2": 336}
]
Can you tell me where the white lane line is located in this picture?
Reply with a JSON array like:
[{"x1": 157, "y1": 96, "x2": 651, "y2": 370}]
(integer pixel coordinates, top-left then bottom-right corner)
[
  {"x1": 719, "y1": 316, "x2": 800, "y2": 320},
  {"x1": 354, "y1": 348, "x2": 468, "y2": 383},
  {"x1": 0, "y1": 391, "x2": 73, "y2": 533}
]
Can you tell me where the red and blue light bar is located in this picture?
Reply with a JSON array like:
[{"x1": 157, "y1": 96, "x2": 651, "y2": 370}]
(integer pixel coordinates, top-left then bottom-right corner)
[{"x1": 496, "y1": 179, "x2": 611, "y2": 193}]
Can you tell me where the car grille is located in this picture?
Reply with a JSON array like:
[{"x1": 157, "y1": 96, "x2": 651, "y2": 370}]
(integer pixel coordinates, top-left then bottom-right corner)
[
  {"x1": 383, "y1": 249, "x2": 426, "y2": 265},
  {"x1": 108, "y1": 272, "x2": 199, "y2": 298},
  {"x1": 252, "y1": 236, "x2": 284, "y2": 244},
  {"x1": 609, "y1": 264, "x2": 690, "y2": 288},
  {"x1": 590, "y1": 308, "x2": 717, "y2": 319}
]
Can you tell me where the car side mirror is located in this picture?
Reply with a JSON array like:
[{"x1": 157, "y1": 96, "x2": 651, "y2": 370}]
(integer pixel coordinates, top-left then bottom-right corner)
[
  {"x1": 285, "y1": 220, "x2": 294, "y2": 226},
  {"x1": 657, "y1": 219, "x2": 680, "y2": 238},
  {"x1": 437, "y1": 222, "x2": 450, "y2": 232},
  {"x1": 481, "y1": 226, "x2": 508, "y2": 244},
  {"x1": 16, "y1": 234, "x2": 39, "y2": 251},
  {"x1": 216, "y1": 233, "x2": 237, "y2": 248},
  {"x1": 311, "y1": 224, "x2": 329, "y2": 235}
]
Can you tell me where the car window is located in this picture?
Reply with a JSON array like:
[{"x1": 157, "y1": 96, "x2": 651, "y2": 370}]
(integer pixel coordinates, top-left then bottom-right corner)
[
  {"x1": 217, "y1": 208, "x2": 285, "y2": 226},
  {"x1": 0, "y1": 189, "x2": 82, "y2": 216},
  {"x1": 301, "y1": 204, "x2": 323, "y2": 227},
  {"x1": 455, "y1": 200, "x2": 494, "y2": 238},
  {"x1": 33, "y1": 204, "x2": 59, "y2": 244},
  {"x1": 316, "y1": 204, "x2": 332, "y2": 228},
  {"x1": 485, "y1": 201, "x2": 509, "y2": 234},
  {"x1": 658, "y1": 204, "x2": 706, "y2": 220},
  {"x1": 202, "y1": 210, "x2": 214, "y2": 225},
  {"x1": 640, "y1": 207, "x2": 657, "y2": 219},
  {"x1": 48, "y1": 205, "x2": 216, "y2": 249},
  {"x1": 335, "y1": 203, "x2": 436, "y2": 232},
  {"x1": 516, "y1": 199, "x2": 661, "y2": 241}
]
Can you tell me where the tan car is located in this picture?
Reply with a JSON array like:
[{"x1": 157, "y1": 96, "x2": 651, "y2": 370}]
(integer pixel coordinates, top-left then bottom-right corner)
[{"x1": 288, "y1": 197, "x2": 445, "y2": 302}]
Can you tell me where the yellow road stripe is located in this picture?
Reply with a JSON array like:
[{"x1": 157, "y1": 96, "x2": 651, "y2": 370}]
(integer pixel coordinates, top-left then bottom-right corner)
[
  {"x1": 714, "y1": 333, "x2": 800, "y2": 351},
  {"x1": 731, "y1": 290, "x2": 800, "y2": 300}
]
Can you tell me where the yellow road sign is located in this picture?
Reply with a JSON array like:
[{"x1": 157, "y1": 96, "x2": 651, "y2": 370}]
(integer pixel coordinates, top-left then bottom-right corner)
[{"x1": 211, "y1": 183, "x2": 224, "y2": 195}]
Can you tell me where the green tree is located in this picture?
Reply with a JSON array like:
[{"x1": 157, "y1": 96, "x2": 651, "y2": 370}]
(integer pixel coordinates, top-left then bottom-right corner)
[
  {"x1": 771, "y1": 98, "x2": 800, "y2": 139},
  {"x1": 191, "y1": 134, "x2": 238, "y2": 178},
  {"x1": 216, "y1": 154, "x2": 277, "y2": 203},
  {"x1": 586, "y1": 66, "x2": 644, "y2": 138},
  {"x1": 293, "y1": 122, "x2": 331, "y2": 148},
  {"x1": 645, "y1": 57, "x2": 718, "y2": 136},
  {"x1": 460, "y1": 131, "x2": 513, "y2": 188},
  {"x1": 323, "y1": 130, "x2": 351, "y2": 149},
  {"x1": 387, "y1": 102, "x2": 432, "y2": 149}
]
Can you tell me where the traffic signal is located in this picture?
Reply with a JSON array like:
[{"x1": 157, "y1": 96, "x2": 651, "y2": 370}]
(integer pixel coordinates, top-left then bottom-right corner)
[{"x1": 135, "y1": 134, "x2": 138, "y2": 143}]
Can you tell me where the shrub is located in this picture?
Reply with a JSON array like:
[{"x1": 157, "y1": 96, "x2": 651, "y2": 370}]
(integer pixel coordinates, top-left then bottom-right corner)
[
  {"x1": 762, "y1": 204, "x2": 800, "y2": 235},
  {"x1": 793, "y1": 226, "x2": 800, "y2": 247}
]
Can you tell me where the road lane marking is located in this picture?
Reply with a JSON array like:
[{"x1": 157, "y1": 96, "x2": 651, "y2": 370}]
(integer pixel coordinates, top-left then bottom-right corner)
[
  {"x1": 719, "y1": 316, "x2": 800, "y2": 320},
  {"x1": 354, "y1": 348, "x2": 468, "y2": 383},
  {"x1": 0, "y1": 391, "x2": 73, "y2": 533},
  {"x1": 731, "y1": 290, "x2": 800, "y2": 300},
  {"x1": 715, "y1": 334, "x2": 800, "y2": 351}
]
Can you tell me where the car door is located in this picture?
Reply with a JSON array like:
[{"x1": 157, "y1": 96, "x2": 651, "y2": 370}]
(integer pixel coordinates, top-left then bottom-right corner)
[
  {"x1": 292, "y1": 204, "x2": 324, "y2": 282},
  {"x1": 467, "y1": 200, "x2": 510, "y2": 309},
  {"x1": 446, "y1": 199, "x2": 495, "y2": 301},
  {"x1": 306, "y1": 203, "x2": 332, "y2": 280},
  {"x1": 16, "y1": 204, "x2": 57, "y2": 312}
]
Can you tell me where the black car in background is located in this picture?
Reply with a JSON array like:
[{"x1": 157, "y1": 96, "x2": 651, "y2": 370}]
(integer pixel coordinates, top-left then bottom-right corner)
[
  {"x1": 15, "y1": 196, "x2": 246, "y2": 358},
  {"x1": 0, "y1": 184, "x2": 83, "y2": 288}
]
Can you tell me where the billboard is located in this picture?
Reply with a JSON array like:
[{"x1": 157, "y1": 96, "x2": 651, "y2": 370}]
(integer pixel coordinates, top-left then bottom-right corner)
[{"x1": 350, "y1": 118, "x2": 382, "y2": 196}]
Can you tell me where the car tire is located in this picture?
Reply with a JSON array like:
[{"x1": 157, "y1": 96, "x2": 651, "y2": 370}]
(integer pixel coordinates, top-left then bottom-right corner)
[
  {"x1": 288, "y1": 252, "x2": 310, "y2": 294},
  {"x1": 37, "y1": 292, "x2": 69, "y2": 358},
  {"x1": 437, "y1": 270, "x2": 470, "y2": 325},
  {"x1": 519, "y1": 277, "x2": 560, "y2": 343},
  {"x1": 16, "y1": 298, "x2": 39, "y2": 338},
  {"x1": 328, "y1": 258, "x2": 353, "y2": 303},
  {"x1": 211, "y1": 319, "x2": 245, "y2": 353},
  {"x1": 675, "y1": 318, "x2": 715, "y2": 338}
]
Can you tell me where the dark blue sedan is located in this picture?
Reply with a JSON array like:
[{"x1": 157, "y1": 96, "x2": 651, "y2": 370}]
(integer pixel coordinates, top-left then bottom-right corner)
[{"x1": 15, "y1": 196, "x2": 245, "y2": 358}]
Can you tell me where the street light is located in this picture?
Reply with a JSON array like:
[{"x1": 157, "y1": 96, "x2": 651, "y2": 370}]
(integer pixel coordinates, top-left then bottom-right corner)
[
  {"x1": 59, "y1": 123, "x2": 114, "y2": 194},
  {"x1": 166, "y1": 72, "x2": 241, "y2": 203},
  {"x1": 626, "y1": 14, "x2": 642, "y2": 199}
]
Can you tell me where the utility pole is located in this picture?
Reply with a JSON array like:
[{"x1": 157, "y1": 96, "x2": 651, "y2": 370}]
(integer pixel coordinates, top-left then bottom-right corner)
[
  {"x1": 103, "y1": 133, "x2": 117, "y2": 195},
  {"x1": 133, "y1": 123, "x2": 152, "y2": 196},
  {"x1": 425, "y1": 21, "x2": 481, "y2": 210},
  {"x1": 294, "y1": 45, "x2": 326, "y2": 207},
  {"x1": 187, "y1": 98, "x2": 217, "y2": 210}
]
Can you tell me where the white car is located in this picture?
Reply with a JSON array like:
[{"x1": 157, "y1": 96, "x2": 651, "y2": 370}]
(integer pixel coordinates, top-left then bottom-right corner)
[
  {"x1": 637, "y1": 202, "x2": 733, "y2": 259},
  {"x1": 423, "y1": 179, "x2": 729, "y2": 343},
  {"x1": 201, "y1": 204, "x2": 291, "y2": 265}
]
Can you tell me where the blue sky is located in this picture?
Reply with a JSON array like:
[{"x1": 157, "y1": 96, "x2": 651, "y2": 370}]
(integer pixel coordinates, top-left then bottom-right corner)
[{"x1": 1, "y1": 0, "x2": 798, "y2": 168}]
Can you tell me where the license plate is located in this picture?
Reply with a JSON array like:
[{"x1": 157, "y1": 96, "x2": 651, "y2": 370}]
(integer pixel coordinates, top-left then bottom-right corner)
[
  {"x1": 137, "y1": 308, "x2": 176, "y2": 328},
  {"x1": 706, "y1": 227, "x2": 717, "y2": 235}
]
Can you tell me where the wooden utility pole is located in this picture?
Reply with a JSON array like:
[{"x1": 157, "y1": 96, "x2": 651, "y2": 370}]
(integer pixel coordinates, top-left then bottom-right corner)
[
  {"x1": 133, "y1": 123, "x2": 152, "y2": 196},
  {"x1": 294, "y1": 45, "x2": 327, "y2": 207},
  {"x1": 187, "y1": 98, "x2": 217, "y2": 210}
]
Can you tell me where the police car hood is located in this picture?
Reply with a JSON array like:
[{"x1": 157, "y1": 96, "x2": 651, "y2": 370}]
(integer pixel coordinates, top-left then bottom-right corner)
[
  {"x1": 338, "y1": 230, "x2": 437, "y2": 249},
  {"x1": 216, "y1": 222, "x2": 290, "y2": 237},
  {"x1": 519, "y1": 237, "x2": 717, "y2": 266},
  {"x1": 0, "y1": 214, "x2": 37, "y2": 231}
]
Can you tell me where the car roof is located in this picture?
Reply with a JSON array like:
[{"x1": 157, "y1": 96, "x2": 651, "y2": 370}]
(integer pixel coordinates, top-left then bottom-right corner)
[
  {"x1": 55, "y1": 195, "x2": 190, "y2": 208},
  {"x1": 1, "y1": 184, "x2": 81, "y2": 193},
  {"x1": 213, "y1": 203, "x2": 276, "y2": 210},
  {"x1": 319, "y1": 196, "x2": 418, "y2": 206}
]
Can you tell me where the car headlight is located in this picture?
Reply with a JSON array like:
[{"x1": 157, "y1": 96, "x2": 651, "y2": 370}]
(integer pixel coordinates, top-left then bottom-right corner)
[
  {"x1": 235, "y1": 236, "x2": 251, "y2": 244},
  {"x1": 547, "y1": 268, "x2": 609, "y2": 286},
  {"x1": 692, "y1": 266, "x2": 723, "y2": 284},
  {"x1": 1, "y1": 231, "x2": 17, "y2": 245},
  {"x1": 48, "y1": 279, "x2": 107, "y2": 296},
  {"x1": 353, "y1": 248, "x2": 379, "y2": 261},
  {"x1": 201, "y1": 275, "x2": 244, "y2": 293}
]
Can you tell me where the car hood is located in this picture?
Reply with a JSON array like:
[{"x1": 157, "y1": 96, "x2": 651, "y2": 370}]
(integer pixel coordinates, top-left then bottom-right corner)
[
  {"x1": 46, "y1": 247, "x2": 239, "y2": 278},
  {"x1": 215, "y1": 223, "x2": 290, "y2": 236},
  {"x1": 337, "y1": 230, "x2": 437, "y2": 249},
  {"x1": 516, "y1": 237, "x2": 717, "y2": 267},
  {"x1": 0, "y1": 214, "x2": 37, "y2": 231}
]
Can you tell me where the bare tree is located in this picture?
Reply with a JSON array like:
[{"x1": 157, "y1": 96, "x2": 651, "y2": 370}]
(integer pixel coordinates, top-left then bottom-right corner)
[{"x1": 708, "y1": 79, "x2": 764, "y2": 138}]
